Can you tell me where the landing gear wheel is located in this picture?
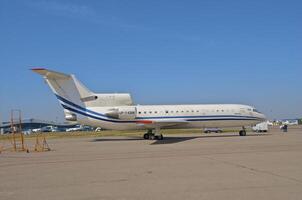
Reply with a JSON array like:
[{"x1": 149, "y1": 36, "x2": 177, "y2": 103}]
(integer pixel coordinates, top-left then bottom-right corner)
[
  {"x1": 143, "y1": 133, "x2": 149, "y2": 140},
  {"x1": 145, "y1": 128, "x2": 163, "y2": 140},
  {"x1": 239, "y1": 130, "x2": 247, "y2": 136}
]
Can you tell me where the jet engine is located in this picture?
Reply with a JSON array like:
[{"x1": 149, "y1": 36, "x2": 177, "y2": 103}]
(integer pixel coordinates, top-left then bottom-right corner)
[{"x1": 105, "y1": 106, "x2": 136, "y2": 120}]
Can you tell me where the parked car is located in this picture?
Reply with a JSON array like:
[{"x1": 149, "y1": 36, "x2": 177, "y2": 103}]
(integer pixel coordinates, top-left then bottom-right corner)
[
  {"x1": 41, "y1": 126, "x2": 53, "y2": 132},
  {"x1": 51, "y1": 126, "x2": 66, "y2": 132},
  {"x1": 32, "y1": 128, "x2": 42, "y2": 133},
  {"x1": 66, "y1": 125, "x2": 82, "y2": 132},
  {"x1": 204, "y1": 128, "x2": 223, "y2": 133}
]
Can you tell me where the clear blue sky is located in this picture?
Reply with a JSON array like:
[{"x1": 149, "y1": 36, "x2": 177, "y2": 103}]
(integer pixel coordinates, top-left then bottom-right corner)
[{"x1": 0, "y1": 0, "x2": 301, "y2": 122}]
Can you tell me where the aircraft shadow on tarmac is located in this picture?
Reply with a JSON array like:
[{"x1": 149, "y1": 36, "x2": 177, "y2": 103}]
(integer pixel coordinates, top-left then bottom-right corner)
[
  {"x1": 151, "y1": 134, "x2": 271, "y2": 145},
  {"x1": 92, "y1": 137, "x2": 143, "y2": 142},
  {"x1": 91, "y1": 133, "x2": 270, "y2": 145},
  {"x1": 90, "y1": 136, "x2": 193, "y2": 144}
]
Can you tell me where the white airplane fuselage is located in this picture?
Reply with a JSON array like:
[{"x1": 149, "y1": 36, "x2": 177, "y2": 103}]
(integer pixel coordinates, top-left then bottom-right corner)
[
  {"x1": 64, "y1": 102, "x2": 265, "y2": 130},
  {"x1": 32, "y1": 68, "x2": 266, "y2": 139}
]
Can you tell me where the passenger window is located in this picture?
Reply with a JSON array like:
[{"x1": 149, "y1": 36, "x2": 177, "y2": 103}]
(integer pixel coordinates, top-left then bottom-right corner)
[
  {"x1": 165, "y1": 110, "x2": 169, "y2": 114},
  {"x1": 138, "y1": 111, "x2": 141, "y2": 114},
  {"x1": 144, "y1": 111, "x2": 147, "y2": 114}
]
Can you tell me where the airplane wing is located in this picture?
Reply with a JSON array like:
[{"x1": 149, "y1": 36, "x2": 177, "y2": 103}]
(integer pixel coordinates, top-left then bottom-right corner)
[{"x1": 135, "y1": 119, "x2": 188, "y2": 129}]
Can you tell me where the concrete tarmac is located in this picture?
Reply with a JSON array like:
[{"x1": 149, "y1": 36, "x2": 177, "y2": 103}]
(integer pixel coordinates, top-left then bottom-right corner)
[{"x1": 1, "y1": 127, "x2": 302, "y2": 200}]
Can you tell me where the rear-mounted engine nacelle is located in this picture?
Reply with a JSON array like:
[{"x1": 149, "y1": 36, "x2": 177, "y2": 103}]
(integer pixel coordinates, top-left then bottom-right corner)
[{"x1": 105, "y1": 106, "x2": 136, "y2": 120}]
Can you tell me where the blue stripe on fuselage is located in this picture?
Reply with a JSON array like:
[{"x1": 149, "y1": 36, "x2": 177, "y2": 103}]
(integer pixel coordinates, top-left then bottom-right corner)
[
  {"x1": 61, "y1": 104, "x2": 136, "y2": 123},
  {"x1": 61, "y1": 103, "x2": 261, "y2": 124},
  {"x1": 56, "y1": 94, "x2": 109, "y2": 118}
]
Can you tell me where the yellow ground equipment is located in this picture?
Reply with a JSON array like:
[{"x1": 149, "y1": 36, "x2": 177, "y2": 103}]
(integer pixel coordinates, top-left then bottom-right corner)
[
  {"x1": 34, "y1": 133, "x2": 51, "y2": 152},
  {"x1": 10, "y1": 109, "x2": 27, "y2": 152}
]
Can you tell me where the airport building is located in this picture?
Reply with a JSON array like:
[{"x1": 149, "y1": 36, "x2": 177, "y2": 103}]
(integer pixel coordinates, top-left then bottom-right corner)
[{"x1": 0, "y1": 118, "x2": 77, "y2": 134}]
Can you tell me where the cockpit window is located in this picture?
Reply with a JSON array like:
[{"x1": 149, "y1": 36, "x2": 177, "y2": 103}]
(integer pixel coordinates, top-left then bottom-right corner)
[{"x1": 253, "y1": 108, "x2": 261, "y2": 113}]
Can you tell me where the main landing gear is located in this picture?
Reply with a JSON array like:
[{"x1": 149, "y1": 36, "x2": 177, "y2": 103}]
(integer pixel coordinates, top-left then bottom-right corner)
[
  {"x1": 239, "y1": 127, "x2": 247, "y2": 136},
  {"x1": 143, "y1": 128, "x2": 164, "y2": 140}
]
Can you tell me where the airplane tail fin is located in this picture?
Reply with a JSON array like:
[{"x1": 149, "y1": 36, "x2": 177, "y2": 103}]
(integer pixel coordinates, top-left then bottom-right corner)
[
  {"x1": 32, "y1": 68, "x2": 94, "y2": 121},
  {"x1": 32, "y1": 68, "x2": 92, "y2": 106},
  {"x1": 32, "y1": 68, "x2": 134, "y2": 121}
]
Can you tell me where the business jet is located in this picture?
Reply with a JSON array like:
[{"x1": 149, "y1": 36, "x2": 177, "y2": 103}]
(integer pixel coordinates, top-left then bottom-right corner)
[{"x1": 32, "y1": 68, "x2": 266, "y2": 140}]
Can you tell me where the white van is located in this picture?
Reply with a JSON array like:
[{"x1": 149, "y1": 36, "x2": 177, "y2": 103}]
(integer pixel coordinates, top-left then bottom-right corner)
[{"x1": 252, "y1": 121, "x2": 268, "y2": 132}]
